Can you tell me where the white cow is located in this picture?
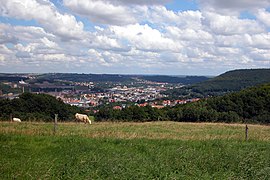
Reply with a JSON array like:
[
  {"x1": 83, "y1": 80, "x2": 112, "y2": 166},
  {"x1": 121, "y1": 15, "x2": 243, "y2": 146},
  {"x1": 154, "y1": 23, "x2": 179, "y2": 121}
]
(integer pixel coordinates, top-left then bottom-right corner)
[
  {"x1": 75, "y1": 113, "x2": 91, "y2": 124},
  {"x1": 12, "y1": 118, "x2": 21, "y2": 122}
]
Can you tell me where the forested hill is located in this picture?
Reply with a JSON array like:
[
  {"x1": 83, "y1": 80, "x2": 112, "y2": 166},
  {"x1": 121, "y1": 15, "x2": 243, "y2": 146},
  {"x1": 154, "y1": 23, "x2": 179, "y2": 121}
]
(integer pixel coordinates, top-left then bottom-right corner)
[
  {"x1": 192, "y1": 69, "x2": 270, "y2": 93},
  {"x1": 164, "y1": 69, "x2": 270, "y2": 98},
  {"x1": 138, "y1": 75, "x2": 209, "y2": 84},
  {"x1": 205, "y1": 83, "x2": 270, "y2": 123},
  {"x1": 33, "y1": 73, "x2": 209, "y2": 85}
]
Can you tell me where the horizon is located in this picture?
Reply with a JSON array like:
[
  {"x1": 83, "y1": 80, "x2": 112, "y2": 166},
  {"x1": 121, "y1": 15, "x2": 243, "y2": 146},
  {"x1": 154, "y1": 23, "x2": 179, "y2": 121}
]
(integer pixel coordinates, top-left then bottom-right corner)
[
  {"x1": 0, "y1": 1, "x2": 270, "y2": 75},
  {"x1": 0, "y1": 71, "x2": 215, "y2": 77},
  {"x1": 1, "y1": 68, "x2": 269, "y2": 77}
]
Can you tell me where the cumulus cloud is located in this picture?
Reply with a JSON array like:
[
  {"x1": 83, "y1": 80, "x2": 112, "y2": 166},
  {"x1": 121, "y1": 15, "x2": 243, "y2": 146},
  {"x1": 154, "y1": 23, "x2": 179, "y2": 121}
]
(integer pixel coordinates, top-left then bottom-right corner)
[
  {"x1": 63, "y1": 0, "x2": 137, "y2": 25},
  {"x1": 0, "y1": 0, "x2": 85, "y2": 40},
  {"x1": 166, "y1": 26, "x2": 213, "y2": 43},
  {"x1": 0, "y1": 22, "x2": 128, "y2": 72},
  {"x1": 111, "y1": 0, "x2": 172, "y2": 5},
  {"x1": 256, "y1": 9, "x2": 270, "y2": 27},
  {"x1": 252, "y1": 33, "x2": 270, "y2": 49},
  {"x1": 202, "y1": 12, "x2": 265, "y2": 35},
  {"x1": 109, "y1": 23, "x2": 182, "y2": 52},
  {"x1": 0, "y1": 25, "x2": 19, "y2": 44},
  {"x1": 146, "y1": 6, "x2": 203, "y2": 30},
  {"x1": 0, "y1": 44, "x2": 13, "y2": 58},
  {"x1": 199, "y1": 0, "x2": 270, "y2": 11},
  {"x1": 63, "y1": 0, "x2": 174, "y2": 26},
  {"x1": 0, "y1": 0, "x2": 270, "y2": 75},
  {"x1": 0, "y1": 24, "x2": 66, "y2": 68}
]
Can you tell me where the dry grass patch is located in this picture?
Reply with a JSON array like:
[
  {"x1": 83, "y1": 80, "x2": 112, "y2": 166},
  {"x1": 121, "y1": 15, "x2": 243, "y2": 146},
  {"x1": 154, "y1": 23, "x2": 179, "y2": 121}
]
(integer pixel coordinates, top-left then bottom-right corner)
[{"x1": 1, "y1": 121, "x2": 269, "y2": 141}]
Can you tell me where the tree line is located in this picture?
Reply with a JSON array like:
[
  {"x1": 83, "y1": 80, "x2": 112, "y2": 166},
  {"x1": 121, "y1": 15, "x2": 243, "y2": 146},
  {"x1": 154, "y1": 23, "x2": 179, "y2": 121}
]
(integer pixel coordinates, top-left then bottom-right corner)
[{"x1": 0, "y1": 92, "x2": 80, "y2": 122}]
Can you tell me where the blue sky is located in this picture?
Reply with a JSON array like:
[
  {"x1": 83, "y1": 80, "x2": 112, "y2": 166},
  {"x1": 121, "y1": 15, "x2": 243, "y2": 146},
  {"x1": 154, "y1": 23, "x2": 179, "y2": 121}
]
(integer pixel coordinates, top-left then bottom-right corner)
[
  {"x1": 0, "y1": 0, "x2": 269, "y2": 75},
  {"x1": 166, "y1": 0, "x2": 199, "y2": 11}
]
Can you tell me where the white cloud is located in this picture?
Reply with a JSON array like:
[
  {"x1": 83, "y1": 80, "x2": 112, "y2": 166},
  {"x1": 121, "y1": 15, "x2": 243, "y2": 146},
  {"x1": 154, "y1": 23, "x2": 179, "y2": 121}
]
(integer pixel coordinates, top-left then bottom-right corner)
[
  {"x1": 250, "y1": 48, "x2": 270, "y2": 61},
  {"x1": 40, "y1": 37, "x2": 58, "y2": 49},
  {"x1": 63, "y1": 0, "x2": 137, "y2": 25},
  {"x1": 202, "y1": 12, "x2": 265, "y2": 35},
  {"x1": 0, "y1": 44, "x2": 13, "y2": 56},
  {"x1": 110, "y1": 0, "x2": 171, "y2": 5},
  {"x1": 110, "y1": 23, "x2": 182, "y2": 52},
  {"x1": 12, "y1": 25, "x2": 55, "y2": 42},
  {"x1": 39, "y1": 53, "x2": 66, "y2": 61},
  {"x1": 91, "y1": 35, "x2": 123, "y2": 50},
  {"x1": 0, "y1": 0, "x2": 85, "y2": 40},
  {"x1": 166, "y1": 26, "x2": 213, "y2": 43},
  {"x1": 256, "y1": 9, "x2": 270, "y2": 27},
  {"x1": 249, "y1": 33, "x2": 270, "y2": 49},
  {"x1": 88, "y1": 49, "x2": 111, "y2": 66},
  {"x1": 63, "y1": 0, "x2": 174, "y2": 26},
  {"x1": 0, "y1": 24, "x2": 18, "y2": 44},
  {"x1": 146, "y1": 6, "x2": 203, "y2": 29},
  {"x1": 199, "y1": 0, "x2": 270, "y2": 11},
  {"x1": 0, "y1": 1, "x2": 269, "y2": 75}
]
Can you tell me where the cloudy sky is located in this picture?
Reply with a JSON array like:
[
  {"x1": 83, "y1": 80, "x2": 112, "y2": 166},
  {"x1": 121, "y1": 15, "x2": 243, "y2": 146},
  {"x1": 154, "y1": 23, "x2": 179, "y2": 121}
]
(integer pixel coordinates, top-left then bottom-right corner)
[{"x1": 0, "y1": 0, "x2": 269, "y2": 75}]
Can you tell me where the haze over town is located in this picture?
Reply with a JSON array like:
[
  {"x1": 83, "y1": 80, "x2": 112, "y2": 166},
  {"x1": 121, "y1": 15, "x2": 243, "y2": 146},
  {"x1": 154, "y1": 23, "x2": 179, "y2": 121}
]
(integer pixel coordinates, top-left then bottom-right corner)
[{"x1": 0, "y1": 0, "x2": 270, "y2": 75}]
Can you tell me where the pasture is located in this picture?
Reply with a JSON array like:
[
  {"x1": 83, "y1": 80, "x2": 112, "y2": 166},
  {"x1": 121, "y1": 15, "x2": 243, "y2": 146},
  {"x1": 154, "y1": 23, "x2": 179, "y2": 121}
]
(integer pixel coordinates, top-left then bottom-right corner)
[{"x1": 1, "y1": 121, "x2": 270, "y2": 179}]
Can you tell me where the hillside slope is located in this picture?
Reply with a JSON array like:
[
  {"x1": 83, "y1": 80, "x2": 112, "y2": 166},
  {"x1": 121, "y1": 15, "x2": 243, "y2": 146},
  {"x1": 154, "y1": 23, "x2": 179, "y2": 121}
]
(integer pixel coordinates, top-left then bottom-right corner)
[
  {"x1": 193, "y1": 69, "x2": 270, "y2": 93},
  {"x1": 32, "y1": 73, "x2": 209, "y2": 85},
  {"x1": 165, "y1": 69, "x2": 270, "y2": 98},
  {"x1": 206, "y1": 83, "x2": 270, "y2": 123}
]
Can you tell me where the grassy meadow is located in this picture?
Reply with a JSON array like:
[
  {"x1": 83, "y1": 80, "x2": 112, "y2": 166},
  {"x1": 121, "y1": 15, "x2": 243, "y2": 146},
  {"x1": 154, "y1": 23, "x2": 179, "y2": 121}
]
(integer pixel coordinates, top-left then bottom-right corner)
[{"x1": 1, "y1": 121, "x2": 270, "y2": 179}]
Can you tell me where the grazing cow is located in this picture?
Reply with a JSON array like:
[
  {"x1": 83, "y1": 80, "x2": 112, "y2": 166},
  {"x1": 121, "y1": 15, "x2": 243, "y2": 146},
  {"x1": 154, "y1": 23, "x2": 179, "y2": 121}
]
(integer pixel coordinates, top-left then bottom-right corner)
[
  {"x1": 75, "y1": 113, "x2": 91, "y2": 124},
  {"x1": 12, "y1": 118, "x2": 21, "y2": 122}
]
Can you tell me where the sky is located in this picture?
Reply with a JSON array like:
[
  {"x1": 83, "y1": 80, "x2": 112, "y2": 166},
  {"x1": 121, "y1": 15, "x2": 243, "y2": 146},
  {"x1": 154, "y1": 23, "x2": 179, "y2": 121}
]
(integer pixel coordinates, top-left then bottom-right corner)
[{"x1": 0, "y1": 0, "x2": 270, "y2": 75}]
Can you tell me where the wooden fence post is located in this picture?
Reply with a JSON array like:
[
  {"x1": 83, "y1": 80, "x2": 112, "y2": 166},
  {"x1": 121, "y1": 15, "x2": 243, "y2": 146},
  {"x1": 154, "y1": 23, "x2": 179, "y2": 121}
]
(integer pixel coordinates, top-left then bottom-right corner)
[
  {"x1": 245, "y1": 124, "x2": 248, "y2": 141},
  {"x1": 54, "y1": 114, "x2": 58, "y2": 135}
]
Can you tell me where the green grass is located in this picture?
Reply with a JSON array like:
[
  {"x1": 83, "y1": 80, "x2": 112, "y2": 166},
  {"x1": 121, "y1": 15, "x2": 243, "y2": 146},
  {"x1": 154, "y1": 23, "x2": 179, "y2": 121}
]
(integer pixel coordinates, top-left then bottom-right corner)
[{"x1": 1, "y1": 122, "x2": 270, "y2": 179}]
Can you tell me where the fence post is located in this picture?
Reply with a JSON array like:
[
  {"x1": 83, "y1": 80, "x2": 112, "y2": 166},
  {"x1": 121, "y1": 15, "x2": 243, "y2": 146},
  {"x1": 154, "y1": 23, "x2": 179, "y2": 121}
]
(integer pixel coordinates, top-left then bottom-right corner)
[
  {"x1": 10, "y1": 113, "x2": 12, "y2": 122},
  {"x1": 245, "y1": 124, "x2": 248, "y2": 141},
  {"x1": 54, "y1": 114, "x2": 58, "y2": 135}
]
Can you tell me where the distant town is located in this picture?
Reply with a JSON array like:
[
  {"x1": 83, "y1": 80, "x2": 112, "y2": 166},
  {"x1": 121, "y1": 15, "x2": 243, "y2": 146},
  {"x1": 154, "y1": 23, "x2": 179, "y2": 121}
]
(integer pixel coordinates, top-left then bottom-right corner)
[{"x1": 0, "y1": 73, "x2": 204, "y2": 110}]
